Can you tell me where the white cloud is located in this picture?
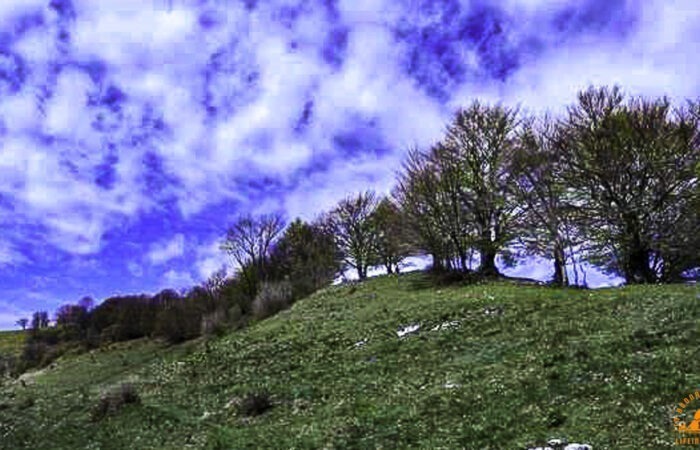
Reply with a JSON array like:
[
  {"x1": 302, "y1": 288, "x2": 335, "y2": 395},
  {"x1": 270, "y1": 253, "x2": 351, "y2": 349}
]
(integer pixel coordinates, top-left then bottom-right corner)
[
  {"x1": 449, "y1": 0, "x2": 700, "y2": 116},
  {"x1": 127, "y1": 261, "x2": 144, "y2": 277},
  {"x1": 43, "y1": 69, "x2": 94, "y2": 137},
  {"x1": 0, "y1": 241, "x2": 27, "y2": 267},
  {"x1": 147, "y1": 234, "x2": 185, "y2": 265},
  {"x1": 0, "y1": 0, "x2": 696, "y2": 316},
  {"x1": 0, "y1": 0, "x2": 45, "y2": 26},
  {"x1": 193, "y1": 240, "x2": 230, "y2": 282},
  {"x1": 163, "y1": 268, "x2": 195, "y2": 289},
  {"x1": 0, "y1": 299, "x2": 35, "y2": 331}
]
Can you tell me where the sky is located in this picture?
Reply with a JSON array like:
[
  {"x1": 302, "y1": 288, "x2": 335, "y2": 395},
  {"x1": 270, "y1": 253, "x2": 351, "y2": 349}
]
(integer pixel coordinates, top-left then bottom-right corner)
[{"x1": 0, "y1": 0, "x2": 698, "y2": 329}]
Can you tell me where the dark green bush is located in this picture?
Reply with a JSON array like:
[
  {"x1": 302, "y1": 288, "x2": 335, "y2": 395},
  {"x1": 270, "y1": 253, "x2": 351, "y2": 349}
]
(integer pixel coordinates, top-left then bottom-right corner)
[{"x1": 252, "y1": 281, "x2": 293, "y2": 320}]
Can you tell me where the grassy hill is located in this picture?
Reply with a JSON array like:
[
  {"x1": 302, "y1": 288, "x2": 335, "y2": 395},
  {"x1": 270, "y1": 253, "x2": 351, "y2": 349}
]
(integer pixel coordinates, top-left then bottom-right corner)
[
  {"x1": 0, "y1": 330, "x2": 25, "y2": 358},
  {"x1": 0, "y1": 273, "x2": 698, "y2": 449}
]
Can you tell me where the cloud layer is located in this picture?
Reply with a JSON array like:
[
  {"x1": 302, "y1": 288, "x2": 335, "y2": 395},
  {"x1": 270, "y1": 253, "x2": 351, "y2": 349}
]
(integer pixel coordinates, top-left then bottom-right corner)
[{"x1": 0, "y1": 0, "x2": 697, "y2": 328}]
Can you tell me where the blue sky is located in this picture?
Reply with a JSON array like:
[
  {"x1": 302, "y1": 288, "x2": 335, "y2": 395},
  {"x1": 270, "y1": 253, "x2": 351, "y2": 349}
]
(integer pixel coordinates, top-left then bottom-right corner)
[{"x1": 0, "y1": 0, "x2": 698, "y2": 329}]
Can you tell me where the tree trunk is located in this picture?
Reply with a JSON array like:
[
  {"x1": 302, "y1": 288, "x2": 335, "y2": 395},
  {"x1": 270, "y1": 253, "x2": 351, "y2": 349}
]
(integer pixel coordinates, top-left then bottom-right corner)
[
  {"x1": 431, "y1": 254, "x2": 442, "y2": 272},
  {"x1": 552, "y1": 245, "x2": 568, "y2": 287},
  {"x1": 385, "y1": 261, "x2": 394, "y2": 274},
  {"x1": 622, "y1": 218, "x2": 656, "y2": 284},
  {"x1": 458, "y1": 250, "x2": 468, "y2": 273},
  {"x1": 624, "y1": 246, "x2": 655, "y2": 284},
  {"x1": 479, "y1": 248, "x2": 499, "y2": 276},
  {"x1": 357, "y1": 264, "x2": 366, "y2": 281}
]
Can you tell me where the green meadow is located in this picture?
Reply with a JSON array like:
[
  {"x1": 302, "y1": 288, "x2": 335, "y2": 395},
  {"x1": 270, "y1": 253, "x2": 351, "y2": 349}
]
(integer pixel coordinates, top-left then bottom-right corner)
[{"x1": 1, "y1": 273, "x2": 698, "y2": 449}]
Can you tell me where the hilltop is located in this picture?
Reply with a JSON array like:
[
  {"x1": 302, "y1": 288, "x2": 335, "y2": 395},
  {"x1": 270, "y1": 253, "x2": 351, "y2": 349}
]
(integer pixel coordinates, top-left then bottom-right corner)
[
  {"x1": 0, "y1": 331, "x2": 24, "y2": 358},
  {"x1": 1, "y1": 273, "x2": 698, "y2": 449}
]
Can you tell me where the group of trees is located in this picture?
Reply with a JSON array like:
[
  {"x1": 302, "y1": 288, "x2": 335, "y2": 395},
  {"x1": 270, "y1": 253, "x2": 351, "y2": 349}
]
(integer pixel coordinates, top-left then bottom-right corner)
[
  {"x1": 12, "y1": 85, "x2": 699, "y2": 373},
  {"x1": 312, "y1": 87, "x2": 698, "y2": 287},
  {"x1": 12, "y1": 214, "x2": 345, "y2": 373},
  {"x1": 319, "y1": 192, "x2": 412, "y2": 280},
  {"x1": 393, "y1": 87, "x2": 699, "y2": 285}
]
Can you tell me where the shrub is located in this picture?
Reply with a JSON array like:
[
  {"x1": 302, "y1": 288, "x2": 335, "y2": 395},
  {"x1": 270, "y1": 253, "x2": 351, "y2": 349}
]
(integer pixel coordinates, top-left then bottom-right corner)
[
  {"x1": 0, "y1": 354, "x2": 17, "y2": 378},
  {"x1": 228, "y1": 304, "x2": 244, "y2": 329},
  {"x1": 153, "y1": 297, "x2": 200, "y2": 344},
  {"x1": 201, "y1": 309, "x2": 227, "y2": 337},
  {"x1": 252, "y1": 281, "x2": 293, "y2": 320},
  {"x1": 92, "y1": 383, "x2": 140, "y2": 422}
]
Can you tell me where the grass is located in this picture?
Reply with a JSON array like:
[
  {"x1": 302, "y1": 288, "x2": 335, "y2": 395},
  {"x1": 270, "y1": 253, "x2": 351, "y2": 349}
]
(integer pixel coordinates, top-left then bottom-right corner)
[
  {"x1": 0, "y1": 273, "x2": 698, "y2": 449},
  {"x1": 0, "y1": 330, "x2": 26, "y2": 358}
]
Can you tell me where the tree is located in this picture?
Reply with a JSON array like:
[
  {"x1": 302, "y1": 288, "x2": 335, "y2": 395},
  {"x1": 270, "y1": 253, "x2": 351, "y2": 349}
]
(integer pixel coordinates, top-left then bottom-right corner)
[
  {"x1": 55, "y1": 304, "x2": 89, "y2": 328},
  {"x1": 203, "y1": 267, "x2": 227, "y2": 300},
  {"x1": 31, "y1": 311, "x2": 49, "y2": 330},
  {"x1": 394, "y1": 148, "x2": 456, "y2": 271},
  {"x1": 221, "y1": 213, "x2": 285, "y2": 296},
  {"x1": 325, "y1": 191, "x2": 380, "y2": 280},
  {"x1": 153, "y1": 289, "x2": 198, "y2": 344},
  {"x1": 16, "y1": 318, "x2": 28, "y2": 331},
  {"x1": 268, "y1": 218, "x2": 342, "y2": 298},
  {"x1": 78, "y1": 296, "x2": 94, "y2": 312},
  {"x1": 370, "y1": 197, "x2": 412, "y2": 274},
  {"x1": 560, "y1": 86, "x2": 700, "y2": 283},
  {"x1": 55, "y1": 303, "x2": 90, "y2": 340},
  {"x1": 510, "y1": 117, "x2": 578, "y2": 286},
  {"x1": 442, "y1": 102, "x2": 521, "y2": 276}
]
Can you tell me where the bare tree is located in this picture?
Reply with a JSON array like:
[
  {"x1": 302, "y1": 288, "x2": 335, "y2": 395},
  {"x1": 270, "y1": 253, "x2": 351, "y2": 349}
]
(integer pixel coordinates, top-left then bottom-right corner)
[
  {"x1": 221, "y1": 213, "x2": 285, "y2": 293},
  {"x1": 325, "y1": 191, "x2": 380, "y2": 280},
  {"x1": 394, "y1": 148, "x2": 456, "y2": 271},
  {"x1": 16, "y1": 318, "x2": 28, "y2": 331},
  {"x1": 442, "y1": 102, "x2": 521, "y2": 276},
  {"x1": 510, "y1": 116, "x2": 578, "y2": 286},
  {"x1": 31, "y1": 311, "x2": 49, "y2": 330},
  {"x1": 203, "y1": 266, "x2": 227, "y2": 300}
]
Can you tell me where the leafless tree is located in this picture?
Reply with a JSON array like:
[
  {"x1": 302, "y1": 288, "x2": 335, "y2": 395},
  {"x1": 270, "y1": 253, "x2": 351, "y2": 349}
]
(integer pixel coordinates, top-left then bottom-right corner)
[
  {"x1": 325, "y1": 191, "x2": 380, "y2": 280},
  {"x1": 221, "y1": 213, "x2": 285, "y2": 292}
]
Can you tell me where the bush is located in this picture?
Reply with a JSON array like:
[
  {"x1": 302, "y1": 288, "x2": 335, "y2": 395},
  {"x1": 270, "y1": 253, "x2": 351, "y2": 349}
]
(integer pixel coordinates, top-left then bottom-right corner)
[
  {"x1": 153, "y1": 298, "x2": 200, "y2": 344},
  {"x1": 228, "y1": 304, "x2": 244, "y2": 329},
  {"x1": 0, "y1": 354, "x2": 17, "y2": 379},
  {"x1": 20, "y1": 341, "x2": 53, "y2": 371},
  {"x1": 92, "y1": 383, "x2": 140, "y2": 422},
  {"x1": 201, "y1": 309, "x2": 228, "y2": 337},
  {"x1": 252, "y1": 281, "x2": 293, "y2": 320}
]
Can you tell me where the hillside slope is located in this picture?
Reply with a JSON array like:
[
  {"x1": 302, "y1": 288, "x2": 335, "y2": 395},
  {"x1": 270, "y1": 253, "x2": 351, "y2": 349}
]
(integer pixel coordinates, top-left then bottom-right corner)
[
  {"x1": 1, "y1": 273, "x2": 698, "y2": 449},
  {"x1": 0, "y1": 330, "x2": 24, "y2": 358}
]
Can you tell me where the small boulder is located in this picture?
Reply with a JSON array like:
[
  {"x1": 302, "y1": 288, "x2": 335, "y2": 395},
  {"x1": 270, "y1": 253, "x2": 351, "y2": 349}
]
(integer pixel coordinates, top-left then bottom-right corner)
[{"x1": 397, "y1": 324, "x2": 420, "y2": 338}]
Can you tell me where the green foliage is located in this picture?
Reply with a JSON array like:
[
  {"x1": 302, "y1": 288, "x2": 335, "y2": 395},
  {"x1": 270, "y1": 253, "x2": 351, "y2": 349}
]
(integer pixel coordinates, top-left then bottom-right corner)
[
  {"x1": 268, "y1": 218, "x2": 342, "y2": 299},
  {"x1": 370, "y1": 197, "x2": 413, "y2": 274},
  {"x1": 153, "y1": 290, "x2": 202, "y2": 344},
  {"x1": 561, "y1": 86, "x2": 700, "y2": 283}
]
